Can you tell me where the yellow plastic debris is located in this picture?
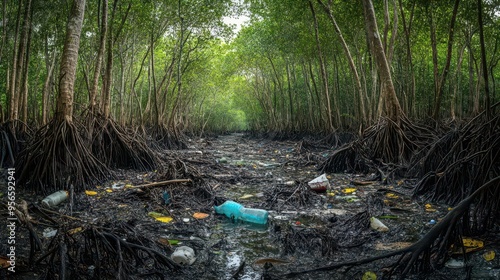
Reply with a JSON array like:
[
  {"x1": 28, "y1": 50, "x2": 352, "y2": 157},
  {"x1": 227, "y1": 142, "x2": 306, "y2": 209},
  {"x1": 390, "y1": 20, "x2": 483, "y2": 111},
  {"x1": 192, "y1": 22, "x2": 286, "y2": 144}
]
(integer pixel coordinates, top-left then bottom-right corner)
[
  {"x1": 85, "y1": 190, "x2": 98, "y2": 196},
  {"x1": 425, "y1": 203, "x2": 432, "y2": 209},
  {"x1": 67, "y1": 227, "x2": 83, "y2": 235},
  {"x1": 193, "y1": 212, "x2": 209, "y2": 219},
  {"x1": 155, "y1": 216, "x2": 174, "y2": 223},
  {"x1": 386, "y1": 193, "x2": 399, "y2": 199},
  {"x1": 362, "y1": 271, "x2": 377, "y2": 280},
  {"x1": 342, "y1": 188, "x2": 357, "y2": 194},
  {"x1": 105, "y1": 189, "x2": 113, "y2": 193},
  {"x1": 483, "y1": 250, "x2": 495, "y2": 261},
  {"x1": 451, "y1": 238, "x2": 484, "y2": 254}
]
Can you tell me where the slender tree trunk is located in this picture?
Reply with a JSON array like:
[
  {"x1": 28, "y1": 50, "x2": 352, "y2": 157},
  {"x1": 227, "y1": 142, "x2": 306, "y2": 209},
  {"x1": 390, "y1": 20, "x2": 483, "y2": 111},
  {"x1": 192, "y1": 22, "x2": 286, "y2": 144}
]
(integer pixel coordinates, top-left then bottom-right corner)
[
  {"x1": 42, "y1": 50, "x2": 57, "y2": 125},
  {"x1": 477, "y1": 0, "x2": 490, "y2": 118},
  {"x1": 432, "y1": 0, "x2": 460, "y2": 120},
  {"x1": 317, "y1": 0, "x2": 367, "y2": 125},
  {"x1": 89, "y1": 0, "x2": 108, "y2": 112},
  {"x1": 398, "y1": 0, "x2": 416, "y2": 117},
  {"x1": 309, "y1": 0, "x2": 334, "y2": 132},
  {"x1": 56, "y1": 0, "x2": 86, "y2": 122},
  {"x1": 362, "y1": 0, "x2": 402, "y2": 121}
]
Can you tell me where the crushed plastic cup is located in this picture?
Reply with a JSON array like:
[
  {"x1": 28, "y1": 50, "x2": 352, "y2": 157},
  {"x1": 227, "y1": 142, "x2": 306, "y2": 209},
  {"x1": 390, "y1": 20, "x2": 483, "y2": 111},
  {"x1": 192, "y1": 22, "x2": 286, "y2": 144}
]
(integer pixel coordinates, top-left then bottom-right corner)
[
  {"x1": 308, "y1": 174, "x2": 330, "y2": 193},
  {"x1": 171, "y1": 246, "x2": 196, "y2": 265}
]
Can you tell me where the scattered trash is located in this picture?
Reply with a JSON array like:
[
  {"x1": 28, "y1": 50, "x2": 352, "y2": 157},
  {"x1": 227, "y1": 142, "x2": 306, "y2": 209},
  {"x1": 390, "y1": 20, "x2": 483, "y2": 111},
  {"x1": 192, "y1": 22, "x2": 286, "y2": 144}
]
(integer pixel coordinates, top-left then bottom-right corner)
[
  {"x1": 341, "y1": 188, "x2": 357, "y2": 194},
  {"x1": 85, "y1": 190, "x2": 98, "y2": 196},
  {"x1": 239, "y1": 194, "x2": 254, "y2": 199},
  {"x1": 370, "y1": 217, "x2": 389, "y2": 232},
  {"x1": 171, "y1": 246, "x2": 196, "y2": 265},
  {"x1": 67, "y1": 227, "x2": 83, "y2": 235},
  {"x1": 148, "y1": 212, "x2": 173, "y2": 223},
  {"x1": 163, "y1": 191, "x2": 171, "y2": 204},
  {"x1": 450, "y1": 238, "x2": 484, "y2": 254},
  {"x1": 445, "y1": 258, "x2": 465, "y2": 268},
  {"x1": 111, "y1": 182, "x2": 125, "y2": 190},
  {"x1": 284, "y1": 180, "x2": 296, "y2": 186},
  {"x1": 42, "y1": 228, "x2": 58, "y2": 238},
  {"x1": 308, "y1": 174, "x2": 330, "y2": 193},
  {"x1": 214, "y1": 200, "x2": 268, "y2": 225},
  {"x1": 155, "y1": 217, "x2": 174, "y2": 223},
  {"x1": 483, "y1": 250, "x2": 496, "y2": 261},
  {"x1": 193, "y1": 212, "x2": 209, "y2": 219},
  {"x1": 425, "y1": 203, "x2": 437, "y2": 212},
  {"x1": 362, "y1": 271, "x2": 377, "y2": 280},
  {"x1": 183, "y1": 218, "x2": 190, "y2": 223},
  {"x1": 219, "y1": 157, "x2": 228, "y2": 163},
  {"x1": 41, "y1": 190, "x2": 69, "y2": 207},
  {"x1": 428, "y1": 219, "x2": 436, "y2": 225},
  {"x1": 385, "y1": 193, "x2": 399, "y2": 199}
]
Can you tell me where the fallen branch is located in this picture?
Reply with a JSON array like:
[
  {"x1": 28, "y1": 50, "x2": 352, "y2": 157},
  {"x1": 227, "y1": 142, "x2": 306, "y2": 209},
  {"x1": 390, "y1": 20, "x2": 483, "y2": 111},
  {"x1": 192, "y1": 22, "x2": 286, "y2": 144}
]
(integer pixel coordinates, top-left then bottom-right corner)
[{"x1": 131, "y1": 179, "x2": 192, "y2": 189}]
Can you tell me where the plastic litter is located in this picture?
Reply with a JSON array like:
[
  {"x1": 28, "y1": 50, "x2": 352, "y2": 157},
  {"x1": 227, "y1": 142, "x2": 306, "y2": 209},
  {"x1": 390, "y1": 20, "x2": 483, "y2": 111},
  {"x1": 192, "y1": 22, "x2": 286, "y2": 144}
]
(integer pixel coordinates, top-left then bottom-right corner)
[
  {"x1": 214, "y1": 200, "x2": 268, "y2": 225},
  {"x1": 41, "y1": 190, "x2": 69, "y2": 207},
  {"x1": 445, "y1": 258, "x2": 465, "y2": 268},
  {"x1": 171, "y1": 246, "x2": 196, "y2": 265},
  {"x1": 370, "y1": 217, "x2": 389, "y2": 232},
  {"x1": 483, "y1": 250, "x2": 496, "y2": 261},
  {"x1": 308, "y1": 174, "x2": 330, "y2": 193}
]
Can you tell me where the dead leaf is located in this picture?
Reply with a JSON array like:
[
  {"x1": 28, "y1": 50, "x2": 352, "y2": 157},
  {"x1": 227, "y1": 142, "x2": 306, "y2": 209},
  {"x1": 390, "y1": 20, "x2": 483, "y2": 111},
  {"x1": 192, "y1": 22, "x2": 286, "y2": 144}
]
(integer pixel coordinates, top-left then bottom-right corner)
[
  {"x1": 85, "y1": 190, "x2": 98, "y2": 196},
  {"x1": 375, "y1": 242, "x2": 413, "y2": 251},
  {"x1": 0, "y1": 256, "x2": 10, "y2": 268},
  {"x1": 193, "y1": 212, "x2": 209, "y2": 219}
]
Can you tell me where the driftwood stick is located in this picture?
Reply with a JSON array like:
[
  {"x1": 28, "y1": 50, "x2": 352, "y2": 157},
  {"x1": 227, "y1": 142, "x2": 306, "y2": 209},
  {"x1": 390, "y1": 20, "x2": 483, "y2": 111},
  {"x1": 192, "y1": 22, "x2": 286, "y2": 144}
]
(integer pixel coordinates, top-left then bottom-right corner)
[{"x1": 132, "y1": 179, "x2": 192, "y2": 189}]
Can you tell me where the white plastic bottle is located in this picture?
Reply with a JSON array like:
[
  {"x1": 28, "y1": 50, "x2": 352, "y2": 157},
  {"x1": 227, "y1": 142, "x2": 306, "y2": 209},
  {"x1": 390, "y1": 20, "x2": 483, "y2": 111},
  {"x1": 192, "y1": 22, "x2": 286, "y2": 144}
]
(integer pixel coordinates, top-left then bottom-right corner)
[{"x1": 42, "y1": 190, "x2": 69, "y2": 207}]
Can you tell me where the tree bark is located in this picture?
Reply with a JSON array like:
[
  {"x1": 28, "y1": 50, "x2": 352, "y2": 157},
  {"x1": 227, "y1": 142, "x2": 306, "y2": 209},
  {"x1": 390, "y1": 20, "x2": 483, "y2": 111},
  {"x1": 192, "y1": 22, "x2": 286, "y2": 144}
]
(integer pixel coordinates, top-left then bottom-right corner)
[
  {"x1": 432, "y1": 0, "x2": 460, "y2": 120},
  {"x1": 477, "y1": 0, "x2": 490, "y2": 118},
  {"x1": 317, "y1": 0, "x2": 367, "y2": 125},
  {"x1": 89, "y1": 0, "x2": 108, "y2": 112},
  {"x1": 362, "y1": 0, "x2": 402, "y2": 121},
  {"x1": 56, "y1": 0, "x2": 86, "y2": 122},
  {"x1": 309, "y1": 0, "x2": 334, "y2": 132}
]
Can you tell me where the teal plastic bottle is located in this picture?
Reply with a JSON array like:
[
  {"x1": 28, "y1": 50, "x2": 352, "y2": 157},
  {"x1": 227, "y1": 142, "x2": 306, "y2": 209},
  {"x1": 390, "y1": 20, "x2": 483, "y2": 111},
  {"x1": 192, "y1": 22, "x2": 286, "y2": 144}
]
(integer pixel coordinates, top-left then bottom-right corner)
[{"x1": 214, "y1": 200, "x2": 268, "y2": 225}]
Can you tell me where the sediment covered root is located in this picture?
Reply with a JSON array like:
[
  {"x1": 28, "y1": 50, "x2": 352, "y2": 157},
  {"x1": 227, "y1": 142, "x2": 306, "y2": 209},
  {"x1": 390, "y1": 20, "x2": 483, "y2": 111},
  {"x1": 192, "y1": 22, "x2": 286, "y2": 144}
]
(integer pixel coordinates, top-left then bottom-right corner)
[
  {"x1": 16, "y1": 119, "x2": 109, "y2": 193},
  {"x1": 0, "y1": 120, "x2": 32, "y2": 167},
  {"x1": 281, "y1": 176, "x2": 500, "y2": 279},
  {"x1": 36, "y1": 226, "x2": 179, "y2": 279},
  {"x1": 91, "y1": 116, "x2": 160, "y2": 170},
  {"x1": 413, "y1": 114, "x2": 500, "y2": 206},
  {"x1": 319, "y1": 141, "x2": 369, "y2": 173},
  {"x1": 150, "y1": 123, "x2": 187, "y2": 150}
]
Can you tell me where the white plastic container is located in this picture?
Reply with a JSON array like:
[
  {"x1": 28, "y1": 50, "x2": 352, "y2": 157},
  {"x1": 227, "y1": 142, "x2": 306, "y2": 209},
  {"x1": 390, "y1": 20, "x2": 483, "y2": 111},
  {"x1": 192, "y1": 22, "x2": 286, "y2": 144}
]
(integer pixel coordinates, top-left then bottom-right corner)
[
  {"x1": 41, "y1": 190, "x2": 69, "y2": 207},
  {"x1": 171, "y1": 246, "x2": 196, "y2": 265}
]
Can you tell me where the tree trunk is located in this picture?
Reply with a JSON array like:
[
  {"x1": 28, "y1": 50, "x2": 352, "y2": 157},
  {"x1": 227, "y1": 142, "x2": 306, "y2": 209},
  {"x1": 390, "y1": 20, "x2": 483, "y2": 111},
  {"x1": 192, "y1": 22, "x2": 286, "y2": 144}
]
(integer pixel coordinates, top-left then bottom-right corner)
[
  {"x1": 477, "y1": 0, "x2": 490, "y2": 118},
  {"x1": 362, "y1": 0, "x2": 402, "y2": 121},
  {"x1": 432, "y1": 0, "x2": 460, "y2": 120},
  {"x1": 317, "y1": 0, "x2": 367, "y2": 125},
  {"x1": 89, "y1": 0, "x2": 108, "y2": 112},
  {"x1": 56, "y1": 0, "x2": 86, "y2": 122},
  {"x1": 309, "y1": 0, "x2": 334, "y2": 132},
  {"x1": 42, "y1": 49, "x2": 57, "y2": 125}
]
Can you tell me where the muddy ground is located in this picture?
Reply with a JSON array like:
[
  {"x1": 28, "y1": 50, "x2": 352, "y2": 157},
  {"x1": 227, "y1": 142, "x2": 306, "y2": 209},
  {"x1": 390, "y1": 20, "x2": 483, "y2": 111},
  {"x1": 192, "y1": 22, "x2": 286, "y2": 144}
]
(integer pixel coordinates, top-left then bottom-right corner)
[{"x1": 1, "y1": 133, "x2": 499, "y2": 279}]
